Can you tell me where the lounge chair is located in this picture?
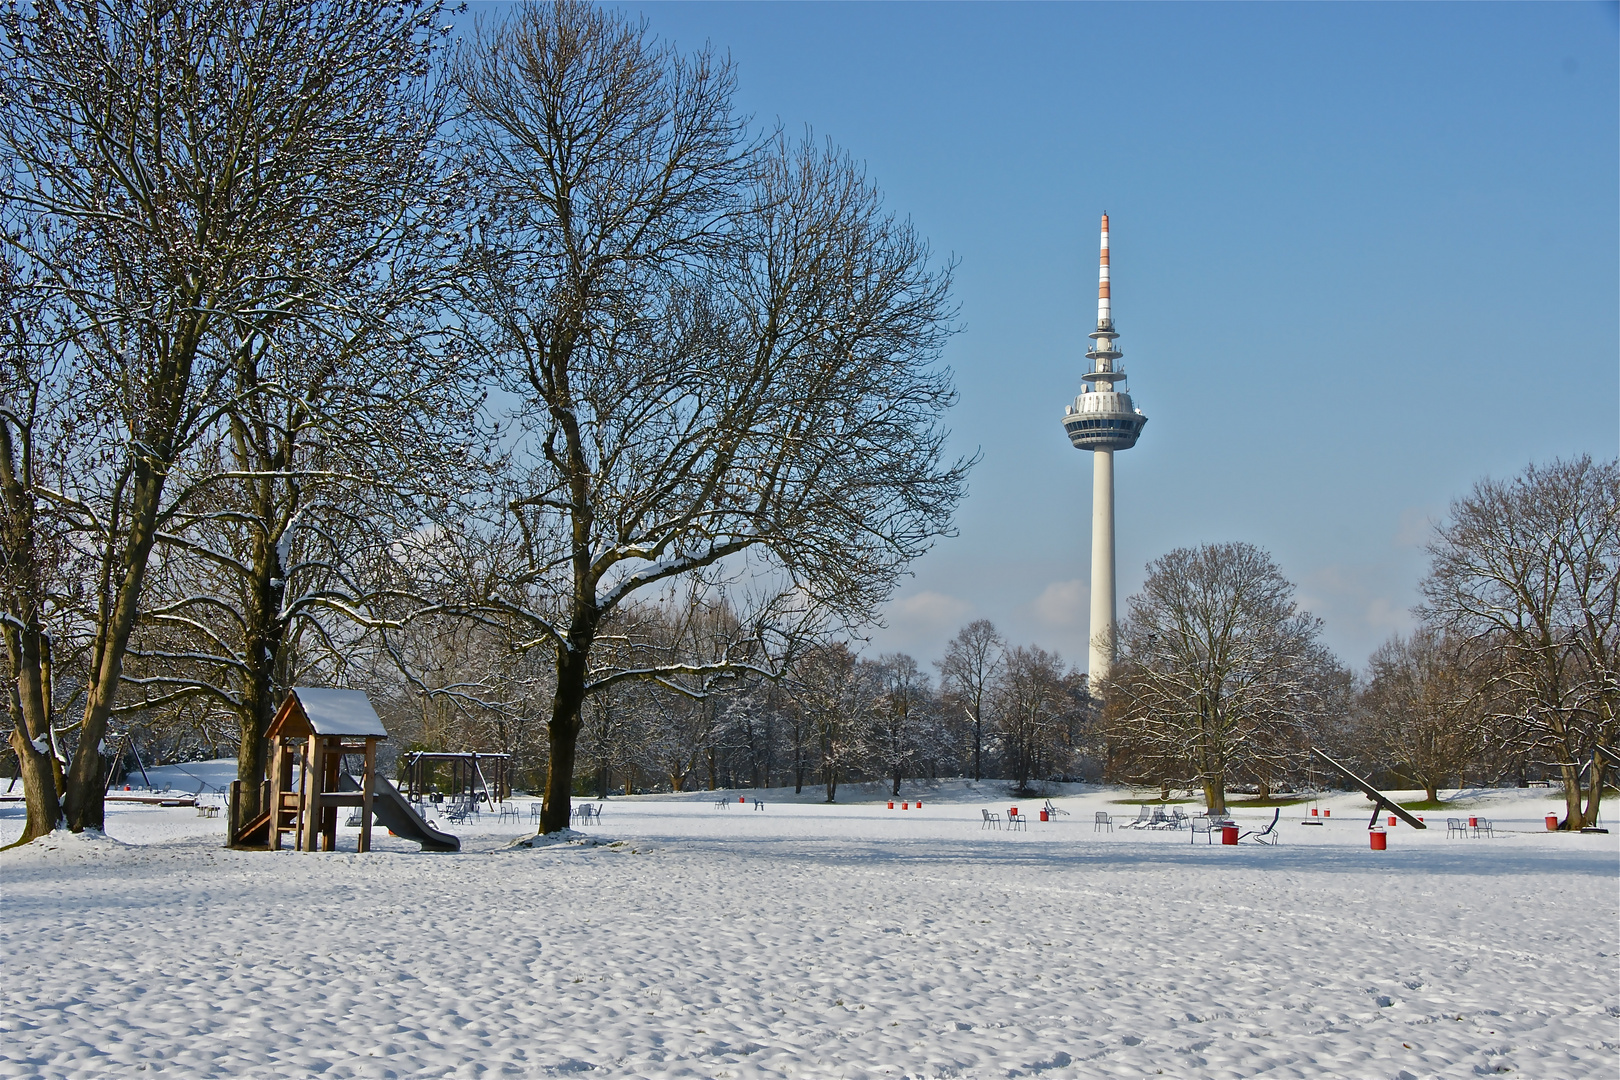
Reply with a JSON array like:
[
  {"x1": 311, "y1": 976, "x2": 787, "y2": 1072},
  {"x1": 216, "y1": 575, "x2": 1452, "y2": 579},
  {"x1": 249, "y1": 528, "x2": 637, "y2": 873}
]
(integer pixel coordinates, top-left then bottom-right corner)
[
  {"x1": 1042, "y1": 799, "x2": 1070, "y2": 817},
  {"x1": 1169, "y1": 807, "x2": 1189, "y2": 829},
  {"x1": 1122, "y1": 805, "x2": 1152, "y2": 829},
  {"x1": 1146, "y1": 806, "x2": 1171, "y2": 829},
  {"x1": 1239, "y1": 807, "x2": 1281, "y2": 845}
]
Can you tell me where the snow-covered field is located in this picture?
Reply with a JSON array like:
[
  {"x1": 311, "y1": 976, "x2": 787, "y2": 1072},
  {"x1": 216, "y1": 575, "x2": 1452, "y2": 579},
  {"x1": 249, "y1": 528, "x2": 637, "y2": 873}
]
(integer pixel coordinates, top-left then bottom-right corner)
[{"x1": 3, "y1": 780, "x2": 1616, "y2": 1079}]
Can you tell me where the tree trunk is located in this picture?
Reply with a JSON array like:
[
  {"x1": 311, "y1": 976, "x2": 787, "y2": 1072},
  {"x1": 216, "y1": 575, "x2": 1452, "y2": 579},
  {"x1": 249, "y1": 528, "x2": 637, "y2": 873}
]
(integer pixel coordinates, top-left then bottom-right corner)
[
  {"x1": 1582, "y1": 754, "x2": 1604, "y2": 829},
  {"x1": 65, "y1": 468, "x2": 167, "y2": 832},
  {"x1": 1202, "y1": 775, "x2": 1227, "y2": 816},
  {"x1": 1425, "y1": 783, "x2": 1438, "y2": 803},
  {"x1": 892, "y1": 769, "x2": 901, "y2": 797},
  {"x1": 542, "y1": 636, "x2": 592, "y2": 834},
  {"x1": 232, "y1": 583, "x2": 283, "y2": 838},
  {"x1": 973, "y1": 713, "x2": 982, "y2": 782},
  {"x1": 1559, "y1": 761, "x2": 1585, "y2": 830}
]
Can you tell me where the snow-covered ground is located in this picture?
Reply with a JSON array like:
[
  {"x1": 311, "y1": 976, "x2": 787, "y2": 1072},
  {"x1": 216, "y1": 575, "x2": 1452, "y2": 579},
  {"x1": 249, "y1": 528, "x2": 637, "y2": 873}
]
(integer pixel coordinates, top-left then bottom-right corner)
[{"x1": 3, "y1": 780, "x2": 1616, "y2": 1079}]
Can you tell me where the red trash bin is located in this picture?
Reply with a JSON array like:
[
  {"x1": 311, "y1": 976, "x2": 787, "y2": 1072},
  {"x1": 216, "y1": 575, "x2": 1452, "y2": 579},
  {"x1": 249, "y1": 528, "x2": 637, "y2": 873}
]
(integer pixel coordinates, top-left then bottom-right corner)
[
  {"x1": 1370, "y1": 828, "x2": 1387, "y2": 850},
  {"x1": 916, "y1": 800, "x2": 923, "y2": 808},
  {"x1": 1468, "y1": 816, "x2": 1478, "y2": 828},
  {"x1": 1545, "y1": 814, "x2": 1558, "y2": 831},
  {"x1": 1388, "y1": 815, "x2": 1397, "y2": 827},
  {"x1": 1220, "y1": 823, "x2": 1239, "y2": 845},
  {"x1": 1323, "y1": 809, "x2": 1331, "y2": 817},
  {"x1": 887, "y1": 801, "x2": 894, "y2": 809},
  {"x1": 1039, "y1": 809, "x2": 1049, "y2": 822},
  {"x1": 901, "y1": 801, "x2": 908, "y2": 810}
]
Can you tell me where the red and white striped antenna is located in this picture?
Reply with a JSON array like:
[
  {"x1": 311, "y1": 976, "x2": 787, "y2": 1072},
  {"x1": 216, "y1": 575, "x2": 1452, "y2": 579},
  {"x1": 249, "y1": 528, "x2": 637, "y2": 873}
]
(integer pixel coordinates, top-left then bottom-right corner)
[{"x1": 1097, "y1": 213, "x2": 1111, "y2": 329}]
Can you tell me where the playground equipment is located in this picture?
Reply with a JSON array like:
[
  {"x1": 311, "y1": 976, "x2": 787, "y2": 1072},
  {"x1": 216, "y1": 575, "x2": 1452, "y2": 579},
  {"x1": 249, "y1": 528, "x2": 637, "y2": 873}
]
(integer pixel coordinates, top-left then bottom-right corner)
[
  {"x1": 100, "y1": 731, "x2": 154, "y2": 792},
  {"x1": 400, "y1": 751, "x2": 511, "y2": 818},
  {"x1": 231, "y1": 687, "x2": 459, "y2": 853},
  {"x1": 1309, "y1": 748, "x2": 1426, "y2": 830}
]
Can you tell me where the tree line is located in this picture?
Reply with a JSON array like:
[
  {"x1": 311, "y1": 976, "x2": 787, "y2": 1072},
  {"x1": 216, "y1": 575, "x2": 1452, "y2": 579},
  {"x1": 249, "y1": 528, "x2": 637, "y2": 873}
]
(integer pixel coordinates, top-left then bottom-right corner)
[
  {"x1": 1, "y1": 0, "x2": 969, "y2": 842},
  {"x1": 1101, "y1": 458, "x2": 1617, "y2": 828},
  {"x1": 3, "y1": 2, "x2": 1613, "y2": 846}
]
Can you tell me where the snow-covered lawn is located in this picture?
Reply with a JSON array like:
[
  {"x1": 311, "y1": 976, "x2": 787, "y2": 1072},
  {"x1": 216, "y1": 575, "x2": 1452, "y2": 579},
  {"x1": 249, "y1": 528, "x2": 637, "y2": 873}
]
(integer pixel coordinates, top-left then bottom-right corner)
[{"x1": 3, "y1": 782, "x2": 1616, "y2": 1079}]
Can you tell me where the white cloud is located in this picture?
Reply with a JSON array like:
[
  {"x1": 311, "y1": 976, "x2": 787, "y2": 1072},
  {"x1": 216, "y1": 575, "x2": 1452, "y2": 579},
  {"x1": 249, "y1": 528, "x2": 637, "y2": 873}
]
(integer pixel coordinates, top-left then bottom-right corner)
[
  {"x1": 889, "y1": 590, "x2": 972, "y2": 626},
  {"x1": 1033, "y1": 579, "x2": 1088, "y2": 627}
]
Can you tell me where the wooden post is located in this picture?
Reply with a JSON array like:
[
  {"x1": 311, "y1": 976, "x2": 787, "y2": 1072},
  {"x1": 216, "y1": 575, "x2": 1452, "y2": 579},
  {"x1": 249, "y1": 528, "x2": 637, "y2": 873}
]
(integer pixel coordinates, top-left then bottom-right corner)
[
  {"x1": 268, "y1": 738, "x2": 284, "y2": 851},
  {"x1": 301, "y1": 734, "x2": 321, "y2": 852},
  {"x1": 359, "y1": 738, "x2": 377, "y2": 853},
  {"x1": 321, "y1": 738, "x2": 339, "y2": 851}
]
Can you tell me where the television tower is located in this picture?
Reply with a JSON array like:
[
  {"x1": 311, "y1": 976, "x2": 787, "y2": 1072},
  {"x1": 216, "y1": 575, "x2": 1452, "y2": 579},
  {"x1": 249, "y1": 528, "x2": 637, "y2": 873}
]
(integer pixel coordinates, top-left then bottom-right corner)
[{"x1": 1061, "y1": 214, "x2": 1147, "y2": 686}]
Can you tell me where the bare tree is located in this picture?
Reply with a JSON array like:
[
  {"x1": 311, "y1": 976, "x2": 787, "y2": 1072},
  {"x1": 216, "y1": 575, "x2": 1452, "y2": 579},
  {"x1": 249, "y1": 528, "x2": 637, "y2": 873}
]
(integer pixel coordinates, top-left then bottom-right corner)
[
  {"x1": 1420, "y1": 456, "x2": 1619, "y2": 829},
  {"x1": 1108, "y1": 543, "x2": 1342, "y2": 815},
  {"x1": 936, "y1": 619, "x2": 1003, "y2": 781},
  {"x1": 1359, "y1": 629, "x2": 1483, "y2": 802},
  {"x1": 783, "y1": 643, "x2": 875, "y2": 803},
  {"x1": 2, "y1": 0, "x2": 457, "y2": 832},
  {"x1": 455, "y1": 1, "x2": 968, "y2": 833},
  {"x1": 868, "y1": 652, "x2": 932, "y2": 796},
  {"x1": 993, "y1": 645, "x2": 1085, "y2": 794},
  {"x1": 0, "y1": 247, "x2": 85, "y2": 842}
]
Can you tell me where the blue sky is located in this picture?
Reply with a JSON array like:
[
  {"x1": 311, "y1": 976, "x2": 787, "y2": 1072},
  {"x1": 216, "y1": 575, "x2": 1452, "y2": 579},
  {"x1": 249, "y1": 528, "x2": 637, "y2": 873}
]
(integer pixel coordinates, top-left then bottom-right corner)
[{"x1": 464, "y1": 2, "x2": 1619, "y2": 674}]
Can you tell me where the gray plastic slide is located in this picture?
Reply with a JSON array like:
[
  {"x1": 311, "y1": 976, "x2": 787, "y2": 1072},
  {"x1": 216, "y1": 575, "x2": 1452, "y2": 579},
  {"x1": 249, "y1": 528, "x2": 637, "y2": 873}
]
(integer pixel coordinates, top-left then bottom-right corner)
[{"x1": 337, "y1": 773, "x2": 460, "y2": 852}]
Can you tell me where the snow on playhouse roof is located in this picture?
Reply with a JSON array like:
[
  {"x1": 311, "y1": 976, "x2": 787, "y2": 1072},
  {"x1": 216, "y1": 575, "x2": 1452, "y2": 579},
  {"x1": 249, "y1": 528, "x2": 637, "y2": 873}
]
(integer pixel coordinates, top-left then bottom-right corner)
[{"x1": 267, "y1": 687, "x2": 389, "y2": 740}]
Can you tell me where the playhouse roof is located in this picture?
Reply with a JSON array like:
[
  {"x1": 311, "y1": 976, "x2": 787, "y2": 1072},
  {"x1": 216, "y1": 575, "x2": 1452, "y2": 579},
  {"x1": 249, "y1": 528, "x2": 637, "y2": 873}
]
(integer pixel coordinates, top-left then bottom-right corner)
[{"x1": 268, "y1": 687, "x2": 389, "y2": 740}]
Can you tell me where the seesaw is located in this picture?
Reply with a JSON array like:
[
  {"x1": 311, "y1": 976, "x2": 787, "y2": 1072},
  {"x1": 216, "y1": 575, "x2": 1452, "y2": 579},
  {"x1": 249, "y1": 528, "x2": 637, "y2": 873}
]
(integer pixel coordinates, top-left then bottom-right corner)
[{"x1": 1309, "y1": 747, "x2": 1427, "y2": 830}]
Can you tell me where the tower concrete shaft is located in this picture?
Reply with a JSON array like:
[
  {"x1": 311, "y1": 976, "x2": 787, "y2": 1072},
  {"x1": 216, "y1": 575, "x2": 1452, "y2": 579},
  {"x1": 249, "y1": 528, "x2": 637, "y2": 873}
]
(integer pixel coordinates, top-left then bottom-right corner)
[
  {"x1": 1061, "y1": 213, "x2": 1146, "y2": 688},
  {"x1": 1090, "y1": 449, "x2": 1115, "y2": 683}
]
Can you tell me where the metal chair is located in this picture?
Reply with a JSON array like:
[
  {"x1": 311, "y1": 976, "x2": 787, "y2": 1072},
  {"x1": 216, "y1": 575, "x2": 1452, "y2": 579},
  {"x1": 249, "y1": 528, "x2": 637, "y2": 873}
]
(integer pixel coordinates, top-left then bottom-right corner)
[
  {"x1": 1189, "y1": 815, "x2": 1214, "y2": 844},
  {"x1": 1007, "y1": 809, "x2": 1028, "y2": 831},
  {"x1": 1471, "y1": 818, "x2": 1495, "y2": 838},
  {"x1": 1169, "y1": 807, "x2": 1188, "y2": 829},
  {"x1": 1239, "y1": 807, "x2": 1282, "y2": 845},
  {"x1": 981, "y1": 808, "x2": 1002, "y2": 830},
  {"x1": 1093, "y1": 811, "x2": 1113, "y2": 832},
  {"x1": 1446, "y1": 817, "x2": 1467, "y2": 838}
]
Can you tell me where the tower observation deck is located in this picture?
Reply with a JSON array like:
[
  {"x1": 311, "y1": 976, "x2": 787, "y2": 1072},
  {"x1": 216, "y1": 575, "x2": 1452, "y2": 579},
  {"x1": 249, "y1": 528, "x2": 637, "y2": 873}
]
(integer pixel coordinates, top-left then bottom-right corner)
[
  {"x1": 1063, "y1": 214, "x2": 1147, "y2": 686},
  {"x1": 1062, "y1": 217, "x2": 1146, "y2": 450}
]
